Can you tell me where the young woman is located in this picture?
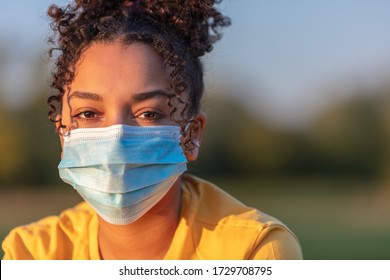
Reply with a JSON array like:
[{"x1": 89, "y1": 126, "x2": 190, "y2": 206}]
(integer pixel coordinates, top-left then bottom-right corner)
[{"x1": 2, "y1": 0, "x2": 302, "y2": 260}]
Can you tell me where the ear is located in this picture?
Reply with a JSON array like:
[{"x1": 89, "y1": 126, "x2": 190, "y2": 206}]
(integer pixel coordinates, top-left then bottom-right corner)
[{"x1": 184, "y1": 111, "x2": 207, "y2": 162}]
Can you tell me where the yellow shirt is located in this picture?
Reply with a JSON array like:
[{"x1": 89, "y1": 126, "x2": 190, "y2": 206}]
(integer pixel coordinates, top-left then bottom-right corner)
[{"x1": 2, "y1": 175, "x2": 302, "y2": 260}]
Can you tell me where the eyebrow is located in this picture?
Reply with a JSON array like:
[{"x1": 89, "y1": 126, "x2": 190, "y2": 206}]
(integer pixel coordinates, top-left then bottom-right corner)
[
  {"x1": 69, "y1": 91, "x2": 103, "y2": 101},
  {"x1": 131, "y1": 90, "x2": 174, "y2": 102}
]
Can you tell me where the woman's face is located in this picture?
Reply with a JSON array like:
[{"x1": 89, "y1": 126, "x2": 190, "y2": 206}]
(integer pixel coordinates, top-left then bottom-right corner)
[
  {"x1": 58, "y1": 41, "x2": 206, "y2": 160},
  {"x1": 61, "y1": 42, "x2": 175, "y2": 129}
]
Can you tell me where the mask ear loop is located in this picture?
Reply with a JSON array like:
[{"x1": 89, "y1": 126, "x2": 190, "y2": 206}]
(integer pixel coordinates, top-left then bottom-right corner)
[
  {"x1": 183, "y1": 120, "x2": 200, "y2": 152},
  {"x1": 59, "y1": 125, "x2": 70, "y2": 137}
]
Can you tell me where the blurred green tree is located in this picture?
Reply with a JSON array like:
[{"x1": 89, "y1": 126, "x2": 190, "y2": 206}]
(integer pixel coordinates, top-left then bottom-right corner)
[
  {"x1": 307, "y1": 95, "x2": 385, "y2": 179},
  {"x1": 0, "y1": 57, "x2": 62, "y2": 187}
]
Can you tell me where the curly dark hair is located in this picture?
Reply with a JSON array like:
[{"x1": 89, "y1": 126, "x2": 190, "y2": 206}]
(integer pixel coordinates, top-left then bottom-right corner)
[{"x1": 47, "y1": 0, "x2": 230, "y2": 150}]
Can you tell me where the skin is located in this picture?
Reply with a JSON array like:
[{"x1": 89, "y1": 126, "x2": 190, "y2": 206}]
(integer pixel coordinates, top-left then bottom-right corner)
[{"x1": 56, "y1": 42, "x2": 206, "y2": 259}]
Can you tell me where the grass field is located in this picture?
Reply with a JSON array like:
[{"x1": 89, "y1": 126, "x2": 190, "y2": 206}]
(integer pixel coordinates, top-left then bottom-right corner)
[{"x1": 1, "y1": 176, "x2": 389, "y2": 259}]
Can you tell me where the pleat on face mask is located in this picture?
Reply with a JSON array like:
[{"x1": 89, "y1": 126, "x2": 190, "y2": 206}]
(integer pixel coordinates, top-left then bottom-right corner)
[
  {"x1": 76, "y1": 176, "x2": 178, "y2": 225},
  {"x1": 60, "y1": 162, "x2": 187, "y2": 193},
  {"x1": 58, "y1": 124, "x2": 187, "y2": 225},
  {"x1": 73, "y1": 175, "x2": 179, "y2": 208}
]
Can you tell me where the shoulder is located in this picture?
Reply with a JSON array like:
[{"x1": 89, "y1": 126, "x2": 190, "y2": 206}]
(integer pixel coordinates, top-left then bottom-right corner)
[
  {"x1": 181, "y1": 174, "x2": 302, "y2": 260},
  {"x1": 2, "y1": 202, "x2": 97, "y2": 260}
]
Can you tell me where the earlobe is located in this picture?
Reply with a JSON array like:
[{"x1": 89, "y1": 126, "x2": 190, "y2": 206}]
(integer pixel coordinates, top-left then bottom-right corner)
[{"x1": 184, "y1": 111, "x2": 207, "y2": 162}]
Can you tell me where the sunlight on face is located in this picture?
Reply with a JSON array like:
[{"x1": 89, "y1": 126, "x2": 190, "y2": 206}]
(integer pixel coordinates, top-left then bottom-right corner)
[{"x1": 61, "y1": 42, "x2": 176, "y2": 129}]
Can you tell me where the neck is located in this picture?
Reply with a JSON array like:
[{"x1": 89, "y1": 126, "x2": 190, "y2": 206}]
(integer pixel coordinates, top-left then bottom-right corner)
[{"x1": 98, "y1": 179, "x2": 182, "y2": 260}]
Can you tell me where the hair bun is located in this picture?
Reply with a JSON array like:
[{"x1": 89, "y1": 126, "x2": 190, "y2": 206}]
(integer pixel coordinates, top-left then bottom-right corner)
[{"x1": 135, "y1": 0, "x2": 231, "y2": 57}]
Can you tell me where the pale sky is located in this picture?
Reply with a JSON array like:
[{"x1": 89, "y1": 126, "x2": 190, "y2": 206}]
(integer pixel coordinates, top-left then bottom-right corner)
[{"x1": 1, "y1": 0, "x2": 390, "y2": 127}]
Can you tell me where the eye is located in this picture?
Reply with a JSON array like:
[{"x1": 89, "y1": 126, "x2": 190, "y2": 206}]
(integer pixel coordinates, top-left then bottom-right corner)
[
  {"x1": 75, "y1": 111, "x2": 98, "y2": 119},
  {"x1": 70, "y1": 108, "x2": 103, "y2": 127},
  {"x1": 135, "y1": 110, "x2": 164, "y2": 122},
  {"x1": 140, "y1": 111, "x2": 158, "y2": 119}
]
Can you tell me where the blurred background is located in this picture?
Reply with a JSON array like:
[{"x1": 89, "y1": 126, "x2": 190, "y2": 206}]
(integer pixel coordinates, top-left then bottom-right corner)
[{"x1": 1, "y1": 0, "x2": 390, "y2": 259}]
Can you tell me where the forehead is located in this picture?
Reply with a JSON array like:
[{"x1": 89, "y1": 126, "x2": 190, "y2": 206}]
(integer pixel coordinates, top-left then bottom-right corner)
[{"x1": 71, "y1": 42, "x2": 169, "y2": 95}]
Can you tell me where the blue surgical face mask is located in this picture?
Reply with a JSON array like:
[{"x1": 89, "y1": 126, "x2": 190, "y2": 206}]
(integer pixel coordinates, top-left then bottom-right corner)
[{"x1": 58, "y1": 124, "x2": 187, "y2": 224}]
